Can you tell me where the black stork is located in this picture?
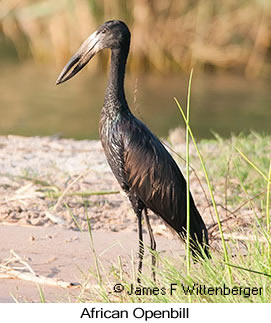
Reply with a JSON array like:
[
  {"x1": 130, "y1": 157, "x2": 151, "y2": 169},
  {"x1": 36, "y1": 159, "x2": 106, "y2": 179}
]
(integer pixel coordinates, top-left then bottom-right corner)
[{"x1": 56, "y1": 20, "x2": 209, "y2": 282}]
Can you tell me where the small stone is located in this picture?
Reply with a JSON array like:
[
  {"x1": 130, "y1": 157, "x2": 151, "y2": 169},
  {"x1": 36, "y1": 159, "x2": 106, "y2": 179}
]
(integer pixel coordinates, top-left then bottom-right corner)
[
  {"x1": 47, "y1": 257, "x2": 57, "y2": 263},
  {"x1": 65, "y1": 236, "x2": 79, "y2": 243},
  {"x1": 30, "y1": 218, "x2": 43, "y2": 226},
  {"x1": 0, "y1": 207, "x2": 12, "y2": 215},
  {"x1": 18, "y1": 218, "x2": 30, "y2": 225},
  {"x1": 15, "y1": 206, "x2": 23, "y2": 212},
  {"x1": 10, "y1": 212, "x2": 19, "y2": 219}
]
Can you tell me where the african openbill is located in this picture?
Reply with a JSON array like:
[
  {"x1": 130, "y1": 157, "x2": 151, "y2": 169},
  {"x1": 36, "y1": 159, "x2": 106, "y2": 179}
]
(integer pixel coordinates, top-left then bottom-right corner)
[{"x1": 56, "y1": 20, "x2": 209, "y2": 282}]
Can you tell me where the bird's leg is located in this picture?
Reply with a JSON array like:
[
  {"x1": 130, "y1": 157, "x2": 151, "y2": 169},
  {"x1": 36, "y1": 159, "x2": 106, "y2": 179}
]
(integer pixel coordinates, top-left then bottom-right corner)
[
  {"x1": 136, "y1": 210, "x2": 144, "y2": 284},
  {"x1": 144, "y1": 209, "x2": 157, "y2": 282},
  {"x1": 128, "y1": 194, "x2": 145, "y2": 284},
  {"x1": 128, "y1": 191, "x2": 147, "y2": 284}
]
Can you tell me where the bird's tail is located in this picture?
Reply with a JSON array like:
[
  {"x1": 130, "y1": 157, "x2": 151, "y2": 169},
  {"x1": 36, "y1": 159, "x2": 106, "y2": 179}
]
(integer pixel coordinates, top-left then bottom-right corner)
[{"x1": 180, "y1": 196, "x2": 210, "y2": 260}]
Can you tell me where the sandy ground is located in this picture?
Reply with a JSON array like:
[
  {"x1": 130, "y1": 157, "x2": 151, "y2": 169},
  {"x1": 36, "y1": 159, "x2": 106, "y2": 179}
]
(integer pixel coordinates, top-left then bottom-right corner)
[
  {"x1": 0, "y1": 135, "x2": 217, "y2": 302},
  {"x1": 0, "y1": 224, "x2": 182, "y2": 302}
]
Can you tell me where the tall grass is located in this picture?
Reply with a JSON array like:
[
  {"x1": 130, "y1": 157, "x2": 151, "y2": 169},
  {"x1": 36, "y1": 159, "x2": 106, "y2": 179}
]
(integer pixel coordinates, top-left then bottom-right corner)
[
  {"x1": 266, "y1": 161, "x2": 271, "y2": 237},
  {"x1": 1, "y1": 0, "x2": 271, "y2": 77},
  {"x1": 175, "y1": 85, "x2": 232, "y2": 283},
  {"x1": 185, "y1": 70, "x2": 193, "y2": 277},
  {"x1": 78, "y1": 226, "x2": 271, "y2": 302}
]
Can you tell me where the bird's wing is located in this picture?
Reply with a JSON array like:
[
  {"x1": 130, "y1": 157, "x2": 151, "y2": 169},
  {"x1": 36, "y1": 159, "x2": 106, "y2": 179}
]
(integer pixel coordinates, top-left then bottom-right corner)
[{"x1": 122, "y1": 117, "x2": 188, "y2": 230}]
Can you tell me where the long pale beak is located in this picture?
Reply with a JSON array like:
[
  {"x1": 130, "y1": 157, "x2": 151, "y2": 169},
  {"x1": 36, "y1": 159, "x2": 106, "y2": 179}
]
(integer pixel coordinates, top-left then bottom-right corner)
[{"x1": 56, "y1": 31, "x2": 101, "y2": 85}]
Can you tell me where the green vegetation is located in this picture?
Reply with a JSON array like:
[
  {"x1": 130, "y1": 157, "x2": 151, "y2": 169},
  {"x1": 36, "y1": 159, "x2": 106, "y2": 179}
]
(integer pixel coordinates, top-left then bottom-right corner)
[
  {"x1": 77, "y1": 239, "x2": 270, "y2": 302},
  {"x1": 176, "y1": 70, "x2": 232, "y2": 283},
  {"x1": 199, "y1": 132, "x2": 271, "y2": 213},
  {"x1": 185, "y1": 70, "x2": 192, "y2": 278},
  {"x1": 73, "y1": 130, "x2": 271, "y2": 303},
  {"x1": 1, "y1": 0, "x2": 271, "y2": 77}
]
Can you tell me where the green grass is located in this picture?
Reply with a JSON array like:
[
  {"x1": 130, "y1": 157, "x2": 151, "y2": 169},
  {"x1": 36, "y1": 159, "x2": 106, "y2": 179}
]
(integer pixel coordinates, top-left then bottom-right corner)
[
  {"x1": 185, "y1": 69, "x2": 192, "y2": 279},
  {"x1": 73, "y1": 128, "x2": 271, "y2": 302},
  {"x1": 76, "y1": 222, "x2": 271, "y2": 302}
]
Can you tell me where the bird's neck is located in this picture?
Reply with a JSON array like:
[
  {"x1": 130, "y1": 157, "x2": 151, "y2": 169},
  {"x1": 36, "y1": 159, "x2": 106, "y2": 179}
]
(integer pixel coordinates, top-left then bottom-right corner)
[{"x1": 103, "y1": 47, "x2": 130, "y2": 117}]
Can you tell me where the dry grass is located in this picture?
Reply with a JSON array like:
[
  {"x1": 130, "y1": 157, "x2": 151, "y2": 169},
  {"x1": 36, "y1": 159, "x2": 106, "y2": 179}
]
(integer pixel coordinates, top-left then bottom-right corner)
[{"x1": 1, "y1": 0, "x2": 271, "y2": 77}]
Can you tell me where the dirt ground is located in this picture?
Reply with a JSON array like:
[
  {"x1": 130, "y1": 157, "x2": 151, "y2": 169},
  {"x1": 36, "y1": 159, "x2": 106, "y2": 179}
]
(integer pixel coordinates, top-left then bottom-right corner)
[
  {"x1": 0, "y1": 224, "x2": 182, "y2": 302},
  {"x1": 0, "y1": 135, "x2": 215, "y2": 231},
  {"x1": 0, "y1": 135, "x2": 222, "y2": 302}
]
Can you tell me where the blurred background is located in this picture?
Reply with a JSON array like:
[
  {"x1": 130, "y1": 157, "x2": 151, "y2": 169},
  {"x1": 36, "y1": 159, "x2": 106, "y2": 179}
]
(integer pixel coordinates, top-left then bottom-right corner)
[{"x1": 0, "y1": 0, "x2": 270, "y2": 139}]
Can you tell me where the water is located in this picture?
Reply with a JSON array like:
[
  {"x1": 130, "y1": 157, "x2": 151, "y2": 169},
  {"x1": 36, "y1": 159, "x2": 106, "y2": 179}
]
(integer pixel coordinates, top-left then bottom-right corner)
[{"x1": 0, "y1": 63, "x2": 270, "y2": 140}]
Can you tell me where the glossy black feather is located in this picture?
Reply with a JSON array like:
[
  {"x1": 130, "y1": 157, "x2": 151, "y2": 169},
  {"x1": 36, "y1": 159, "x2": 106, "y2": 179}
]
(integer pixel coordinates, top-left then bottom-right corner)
[{"x1": 100, "y1": 109, "x2": 209, "y2": 257}]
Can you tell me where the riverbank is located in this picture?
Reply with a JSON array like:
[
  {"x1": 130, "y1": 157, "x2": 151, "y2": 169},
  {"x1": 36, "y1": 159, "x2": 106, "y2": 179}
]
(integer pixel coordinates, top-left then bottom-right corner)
[
  {"x1": 0, "y1": 132, "x2": 270, "y2": 302},
  {"x1": 0, "y1": 133, "x2": 213, "y2": 235}
]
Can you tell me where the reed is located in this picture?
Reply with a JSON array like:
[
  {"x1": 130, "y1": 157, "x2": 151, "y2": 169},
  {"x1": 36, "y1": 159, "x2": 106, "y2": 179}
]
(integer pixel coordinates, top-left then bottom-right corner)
[{"x1": 1, "y1": 0, "x2": 271, "y2": 77}]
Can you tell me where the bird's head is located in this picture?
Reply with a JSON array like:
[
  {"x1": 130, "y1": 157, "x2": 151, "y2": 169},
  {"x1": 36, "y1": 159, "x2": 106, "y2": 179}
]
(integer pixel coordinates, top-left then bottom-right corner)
[{"x1": 56, "y1": 20, "x2": 130, "y2": 85}]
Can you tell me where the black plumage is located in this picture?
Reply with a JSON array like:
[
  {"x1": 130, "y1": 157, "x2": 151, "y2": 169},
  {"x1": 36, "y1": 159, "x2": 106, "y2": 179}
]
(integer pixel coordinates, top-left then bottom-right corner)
[{"x1": 56, "y1": 20, "x2": 209, "y2": 282}]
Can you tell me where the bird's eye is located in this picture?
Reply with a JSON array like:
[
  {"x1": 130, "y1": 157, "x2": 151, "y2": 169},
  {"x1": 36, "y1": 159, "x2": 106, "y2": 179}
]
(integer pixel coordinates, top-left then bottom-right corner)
[{"x1": 101, "y1": 29, "x2": 107, "y2": 34}]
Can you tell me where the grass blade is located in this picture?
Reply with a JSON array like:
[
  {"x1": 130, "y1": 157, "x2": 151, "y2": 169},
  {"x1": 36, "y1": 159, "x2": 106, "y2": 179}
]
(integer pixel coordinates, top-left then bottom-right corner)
[
  {"x1": 37, "y1": 285, "x2": 46, "y2": 303},
  {"x1": 225, "y1": 263, "x2": 271, "y2": 278},
  {"x1": 266, "y1": 160, "x2": 271, "y2": 260},
  {"x1": 49, "y1": 190, "x2": 120, "y2": 198},
  {"x1": 185, "y1": 69, "x2": 193, "y2": 277},
  {"x1": 86, "y1": 213, "x2": 102, "y2": 286},
  {"x1": 65, "y1": 202, "x2": 82, "y2": 232},
  {"x1": 266, "y1": 160, "x2": 271, "y2": 233},
  {"x1": 174, "y1": 97, "x2": 233, "y2": 283},
  {"x1": 235, "y1": 147, "x2": 269, "y2": 182}
]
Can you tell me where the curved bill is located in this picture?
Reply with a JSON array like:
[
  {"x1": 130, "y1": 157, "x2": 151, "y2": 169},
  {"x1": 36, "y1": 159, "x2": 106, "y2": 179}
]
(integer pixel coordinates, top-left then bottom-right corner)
[{"x1": 56, "y1": 31, "x2": 101, "y2": 85}]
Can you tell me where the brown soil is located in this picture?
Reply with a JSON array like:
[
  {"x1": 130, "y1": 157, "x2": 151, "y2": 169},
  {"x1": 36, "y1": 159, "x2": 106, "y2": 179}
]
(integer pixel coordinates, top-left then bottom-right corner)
[
  {"x1": 0, "y1": 135, "x2": 226, "y2": 302},
  {"x1": 0, "y1": 135, "x2": 216, "y2": 234}
]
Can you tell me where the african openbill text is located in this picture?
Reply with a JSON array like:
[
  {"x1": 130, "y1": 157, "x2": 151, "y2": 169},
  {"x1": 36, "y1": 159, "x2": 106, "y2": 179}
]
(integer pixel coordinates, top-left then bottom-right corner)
[{"x1": 56, "y1": 20, "x2": 209, "y2": 283}]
